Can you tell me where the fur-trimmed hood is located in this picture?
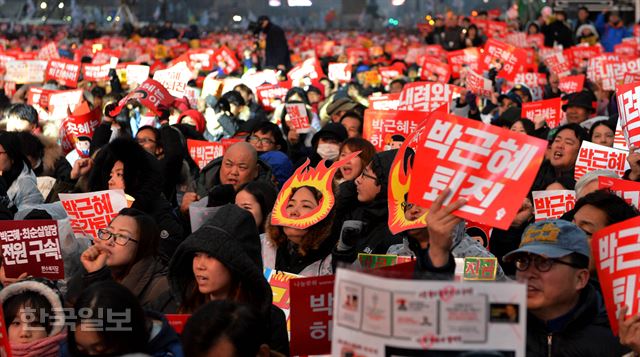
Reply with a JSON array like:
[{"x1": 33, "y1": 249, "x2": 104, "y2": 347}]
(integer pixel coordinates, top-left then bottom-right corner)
[
  {"x1": 37, "y1": 134, "x2": 65, "y2": 177},
  {"x1": 0, "y1": 279, "x2": 65, "y2": 336}
]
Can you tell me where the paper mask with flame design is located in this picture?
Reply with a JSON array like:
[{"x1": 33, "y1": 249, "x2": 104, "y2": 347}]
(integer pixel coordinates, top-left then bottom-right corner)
[{"x1": 271, "y1": 151, "x2": 360, "y2": 229}]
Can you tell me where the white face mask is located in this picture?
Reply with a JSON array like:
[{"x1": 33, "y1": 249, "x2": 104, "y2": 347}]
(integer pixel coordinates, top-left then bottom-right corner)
[{"x1": 317, "y1": 143, "x2": 340, "y2": 161}]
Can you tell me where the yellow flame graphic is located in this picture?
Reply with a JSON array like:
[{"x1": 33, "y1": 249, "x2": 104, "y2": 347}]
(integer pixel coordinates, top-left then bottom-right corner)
[{"x1": 271, "y1": 151, "x2": 360, "y2": 229}]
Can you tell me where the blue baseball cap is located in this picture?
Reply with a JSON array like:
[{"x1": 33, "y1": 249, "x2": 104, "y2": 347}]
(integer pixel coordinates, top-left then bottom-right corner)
[{"x1": 503, "y1": 219, "x2": 590, "y2": 261}]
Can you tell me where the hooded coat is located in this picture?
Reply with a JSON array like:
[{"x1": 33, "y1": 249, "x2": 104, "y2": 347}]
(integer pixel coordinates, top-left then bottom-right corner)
[
  {"x1": 332, "y1": 150, "x2": 401, "y2": 264},
  {"x1": 596, "y1": 12, "x2": 633, "y2": 53},
  {"x1": 166, "y1": 205, "x2": 289, "y2": 355},
  {"x1": 193, "y1": 155, "x2": 274, "y2": 199}
]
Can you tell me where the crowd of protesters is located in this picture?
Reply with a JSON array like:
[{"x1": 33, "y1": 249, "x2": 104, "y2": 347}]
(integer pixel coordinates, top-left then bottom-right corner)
[{"x1": 1, "y1": 4, "x2": 640, "y2": 356}]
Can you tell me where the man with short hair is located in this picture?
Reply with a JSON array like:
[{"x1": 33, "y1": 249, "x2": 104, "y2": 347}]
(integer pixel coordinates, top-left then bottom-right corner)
[{"x1": 4, "y1": 103, "x2": 39, "y2": 133}]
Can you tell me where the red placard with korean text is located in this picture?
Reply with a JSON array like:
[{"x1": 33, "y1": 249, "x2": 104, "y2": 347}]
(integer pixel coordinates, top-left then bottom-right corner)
[
  {"x1": 213, "y1": 45, "x2": 240, "y2": 74},
  {"x1": 37, "y1": 41, "x2": 59, "y2": 60},
  {"x1": 109, "y1": 78, "x2": 175, "y2": 117},
  {"x1": 420, "y1": 56, "x2": 451, "y2": 83},
  {"x1": 569, "y1": 44, "x2": 603, "y2": 67},
  {"x1": 481, "y1": 39, "x2": 526, "y2": 81},
  {"x1": 256, "y1": 83, "x2": 289, "y2": 112},
  {"x1": 59, "y1": 190, "x2": 128, "y2": 240},
  {"x1": 82, "y1": 62, "x2": 112, "y2": 82},
  {"x1": 513, "y1": 72, "x2": 547, "y2": 88},
  {"x1": 447, "y1": 47, "x2": 480, "y2": 79},
  {"x1": 397, "y1": 82, "x2": 452, "y2": 112},
  {"x1": 152, "y1": 61, "x2": 192, "y2": 97},
  {"x1": 592, "y1": 216, "x2": 640, "y2": 335},
  {"x1": 617, "y1": 81, "x2": 640, "y2": 148},
  {"x1": 44, "y1": 58, "x2": 81, "y2": 87},
  {"x1": 287, "y1": 58, "x2": 324, "y2": 83},
  {"x1": 285, "y1": 102, "x2": 311, "y2": 133},
  {"x1": 265, "y1": 268, "x2": 300, "y2": 332},
  {"x1": 368, "y1": 93, "x2": 400, "y2": 111},
  {"x1": 328, "y1": 62, "x2": 351, "y2": 83},
  {"x1": 59, "y1": 106, "x2": 102, "y2": 153},
  {"x1": 558, "y1": 74, "x2": 585, "y2": 94},
  {"x1": 574, "y1": 141, "x2": 628, "y2": 181},
  {"x1": 531, "y1": 190, "x2": 576, "y2": 221},
  {"x1": 543, "y1": 51, "x2": 571, "y2": 77},
  {"x1": 187, "y1": 139, "x2": 225, "y2": 170},
  {"x1": 289, "y1": 274, "x2": 335, "y2": 356},
  {"x1": 465, "y1": 70, "x2": 493, "y2": 98},
  {"x1": 0, "y1": 220, "x2": 64, "y2": 280},
  {"x1": 408, "y1": 112, "x2": 547, "y2": 229},
  {"x1": 363, "y1": 110, "x2": 428, "y2": 151},
  {"x1": 599, "y1": 176, "x2": 640, "y2": 209},
  {"x1": 521, "y1": 97, "x2": 562, "y2": 129}
]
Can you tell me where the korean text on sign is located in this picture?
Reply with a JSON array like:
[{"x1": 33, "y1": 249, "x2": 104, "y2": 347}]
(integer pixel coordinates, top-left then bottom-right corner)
[
  {"x1": 532, "y1": 190, "x2": 576, "y2": 221},
  {"x1": 598, "y1": 176, "x2": 640, "y2": 209},
  {"x1": 593, "y1": 216, "x2": 640, "y2": 335},
  {"x1": 187, "y1": 139, "x2": 225, "y2": 170},
  {"x1": 0, "y1": 220, "x2": 64, "y2": 280},
  {"x1": 59, "y1": 190, "x2": 128, "y2": 240},
  {"x1": 363, "y1": 110, "x2": 426, "y2": 151},
  {"x1": 521, "y1": 97, "x2": 562, "y2": 129},
  {"x1": 408, "y1": 113, "x2": 547, "y2": 229},
  {"x1": 289, "y1": 274, "x2": 335, "y2": 356},
  {"x1": 397, "y1": 82, "x2": 452, "y2": 112},
  {"x1": 285, "y1": 103, "x2": 311, "y2": 133},
  {"x1": 616, "y1": 82, "x2": 640, "y2": 148},
  {"x1": 574, "y1": 141, "x2": 628, "y2": 181}
]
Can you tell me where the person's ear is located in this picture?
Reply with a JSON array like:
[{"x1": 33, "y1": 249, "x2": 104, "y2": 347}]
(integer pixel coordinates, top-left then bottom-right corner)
[{"x1": 575, "y1": 269, "x2": 589, "y2": 290}]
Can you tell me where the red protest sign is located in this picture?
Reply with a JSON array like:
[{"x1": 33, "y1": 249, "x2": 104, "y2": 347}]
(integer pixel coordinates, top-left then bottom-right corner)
[
  {"x1": 287, "y1": 58, "x2": 325, "y2": 83},
  {"x1": 289, "y1": 275, "x2": 334, "y2": 356},
  {"x1": 346, "y1": 47, "x2": 369, "y2": 65},
  {"x1": 558, "y1": 74, "x2": 585, "y2": 94},
  {"x1": 465, "y1": 70, "x2": 493, "y2": 98},
  {"x1": 213, "y1": 45, "x2": 240, "y2": 74},
  {"x1": 37, "y1": 41, "x2": 59, "y2": 60},
  {"x1": 397, "y1": 82, "x2": 452, "y2": 112},
  {"x1": 44, "y1": 58, "x2": 81, "y2": 88},
  {"x1": 378, "y1": 66, "x2": 402, "y2": 86},
  {"x1": 187, "y1": 139, "x2": 225, "y2": 170},
  {"x1": 363, "y1": 110, "x2": 428, "y2": 151},
  {"x1": 543, "y1": 51, "x2": 572, "y2": 77},
  {"x1": 152, "y1": 61, "x2": 192, "y2": 97},
  {"x1": 285, "y1": 103, "x2": 311, "y2": 133},
  {"x1": 569, "y1": 44, "x2": 603, "y2": 67},
  {"x1": 447, "y1": 47, "x2": 480, "y2": 79},
  {"x1": 256, "y1": 83, "x2": 289, "y2": 112},
  {"x1": 165, "y1": 314, "x2": 190, "y2": 334},
  {"x1": 420, "y1": 56, "x2": 451, "y2": 83},
  {"x1": 481, "y1": 39, "x2": 526, "y2": 81},
  {"x1": 408, "y1": 112, "x2": 547, "y2": 229},
  {"x1": 0, "y1": 220, "x2": 64, "y2": 280},
  {"x1": 615, "y1": 42, "x2": 638, "y2": 58},
  {"x1": 599, "y1": 176, "x2": 640, "y2": 209},
  {"x1": 521, "y1": 97, "x2": 562, "y2": 129},
  {"x1": 574, "y1": 141, "x2": 628, "y2": 181},
  {"x1": 592, "y1": 216, "x2": 640, "y2": 335},
  {"x1": 110, "y1": 78, "x2": 175, "y2": 117},
  {"x1": 527, "y1": 34, "x2": 545, "y2": 49},
  {"x1": 368, "y1": 93, "x2": 400, "y2": 111},
  {"x1": 59, "y1": 106, "x2": 102, "y2": 153},
  {"x1": 617, "y1": 82, "x2": 640, "y2": 148},
  {"x1": 82, "y1": 62, "x2": 112, "y2": 82},
  {"x1": 513, "y1": 72, "x2": 548, "y2": 88},
  {"x1": 328, "y1": 62, "x2": 351, "y2": 83},
  {"x1": 531, "y1": 190, "x2": 576, "y2": 221},
  {"x1": 59, "y1": 190, "x2": 128, "y2": 240}
]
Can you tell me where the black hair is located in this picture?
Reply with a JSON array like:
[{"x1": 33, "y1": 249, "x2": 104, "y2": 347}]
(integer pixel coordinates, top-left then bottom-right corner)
[
  {"x1": 67, "y1": 281, "x2": 149, "y2": 357},
  {"x1": 110, "y1": 208, "x2": 160, "y2": 278},
  {"x1": 340, "y1": 110, "x2": 364, "y2": 134},
  {"x1": 549, "y1": 123, "x2": 588, "y2": 145},
  {"x1": 249, "y1": 121, "x2": 288, "y2": 154},
  {"x1": 510, "y1": 118, "x2": 536, "y2": 136},
  {"x1": 221, "y1": 90, "x2": 246, "y2": 107},
  {"x1": 0, "y1": 131, "x2": 28, "y2": 187},
  {"x1": 182, "y1": 301, "x2": 268, "y2": 357},
  {"x1": 3, "y1": 291, "x2": 53, "y2": 334},
  {"x1": 136, "y1": 125, "x2": 163, "y2": 148},
  {"x1": 284, "y1": 87, "x2": 309, "y2": 106},
  {"x1": 568, "y1": 252, "x2": 589, "y2": 269},
  {"x1": 91, "y1": 86, "x2": 106, "y2": 99},
  {"x1": 237, "y1": 181, "x2": 278, "y2": 233},
  {"x1": 573, "y1": 190, "x2": 639, "y2": 226},
  {"x1": 588, "y1": 120, "x2": 615, "y2": 142},
  {"x1": 541, "y1": 176, "x2": 576, "y2": 190},
  {"x1": 389, "y1": 78, "x2": 407, "y2": 89},
  {"x1": 7, "y1": 103, "x2": 38, "y2": 125},
  {"x1": 15, "y1": 131, "x2": 44, "y2": 162}
]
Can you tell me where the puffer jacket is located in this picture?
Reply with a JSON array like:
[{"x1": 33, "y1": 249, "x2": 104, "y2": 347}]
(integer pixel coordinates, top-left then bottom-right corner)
[{"x1": 193, "y1": 155, "x2": 274, "y2": 198}]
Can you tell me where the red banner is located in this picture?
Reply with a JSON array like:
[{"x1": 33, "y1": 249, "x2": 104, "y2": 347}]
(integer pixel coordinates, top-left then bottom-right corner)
[
  {"x1": 187, "y1": 139, "x2": 225, "y2": 170},
  {"x1": 408, "y1": 112, "x2": 547, "y2": 229},
  {"x1": 285, "y1": 103, "x2": 311, "y2": 133},
  {"x1": 617, "y1": 81, "x2": 640, "y2": 148},
  {"x1": 543, "y1": 51, "x2": 572, "y2": 77},
  {"x1": 152, "y1": 61, "x2": 192, "y2": 97},
  {"x1": 569, "y1": 44, "x2": 603, "y2": 67},
  {"x1": 166, "y1": 314, "x2": 190, "y2": 334},
  {"x1": 287, "y1": 58, "x2": 325, "y2": 83},
  {"x1": 447, "y1": 47, "x2": 480, "y2": 79},
  {"x1": 256, "y1": 83, "x2": 289, "y2": 112},
  {"x1": 368, "y1": 93, "x2": 400, "y2": 111},
  {"x1": 531, "y1": 190, "x2": 576, "y2": 221},
  {"x1": 521, "y1": 97, "x2": 562, "y2": 129},
  {"x1": 420, "y1": 56, "x2": 451, "y2": 83},
  {"x1": 574, "y1": 141, "x2": 628, "y2": 181},
  {"x1": 397, "y1": 82, "x2": 452, "y2": 112},
  {"x1": 0, "y1": 220, "x2": 64, "y2": 280},
  {"x1": 59, "y1": 106, "x2": 102, "y2": 153},
  {"x1": 513, "y1": 72, "x2": 547, "y2": 88},
  {"x1": 82, "y1": 62, "x2": 112, "y2": 82},
  {"x1": 109, "y1": 78, "x2": 175, "y2": 117},
  {"x1": 599, "y1": 176, "x2": 640, "y2": 209},
  {"x1": 37, "y1": 41, "x2": 59, "y2": 60},
  {"x1": 328, "y1": 62, "x2": 351, "y2": 83},
  {"x1": 44, "y1": 58, "x2": 81, "y2": 87},
  {"x1": 481, "y1": 39, "x2": 526, "y2": 81},
  {"x1": 465, "y1": 70, "x2": 493, "y2": 98},
  {"x1": 592, "y1": 216, "x2": 640, "y2": 335},
  {"x1": 363, "y1": 110, "x2": 427, "y2": 151},
  {"x1": 289, "y1": 275, "x2": 335, "y2": 356},
  {"x1": 213, "y1": 45, "x2": 240, "y2": 74},
  {"x1": 378, "y1": 66, "x2": 402, "y2": 86},
  {"x1": 558, "y1": 74, "x2": 585, "y2": 94}
]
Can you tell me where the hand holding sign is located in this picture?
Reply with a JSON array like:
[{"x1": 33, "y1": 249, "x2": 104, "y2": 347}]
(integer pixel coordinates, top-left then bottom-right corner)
[
  {"x1": 426, "y1": 188, "x2": 467, "y2": 267},
  {"x1": 80, "y1": 245, "x2": 109, "y2": 273},
  {"x1": 618, "y1": 305, "x2": 640, "y2": 353}
]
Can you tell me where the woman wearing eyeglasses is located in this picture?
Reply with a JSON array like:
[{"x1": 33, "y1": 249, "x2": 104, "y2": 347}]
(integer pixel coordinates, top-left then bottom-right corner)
[{"x1": 66, "y1": 208, "x2": 169, "y2": 309}]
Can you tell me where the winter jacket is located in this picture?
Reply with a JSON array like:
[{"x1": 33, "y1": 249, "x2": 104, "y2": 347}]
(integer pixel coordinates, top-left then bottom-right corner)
[
  {"x1": 146, "y1": 310, "x2": 184, "y2": 357},
  {"x1": 65, "y1": 256, "x2": 169, "y2": 309},
  {"x1": 542, "y1": 20, "x2": 574, "y2": 49},
  {"x1": 32, "y1": 135, "x2": 72, "y2": 183},
  {"x1": 259, "y1": 150, "x2": 293, "y2": 189},
  {"x1": 6, "y1": 164, "x2": 44, "y2": 213},
  {"x1": 596, "y1": 13, "x2": 633, "y2": 53},
  {"x1": 166, "y1": 205, "x2": 289, "y2": 356},
  {"x1": 263, "y1": 22, "x2": 291, "y2": 70},
  {"x1": 193, "y1": 156, "x2": 274, "y2": 198},
  {"x1": 526, "y1": 283, "x2": 626, "y2": 356},
  {"x1": 531, "y1": 160, "x2": 576, "y2": 192},
  {"x1": 387, "y1": 222, "x2": 507, "y2": 281}
]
